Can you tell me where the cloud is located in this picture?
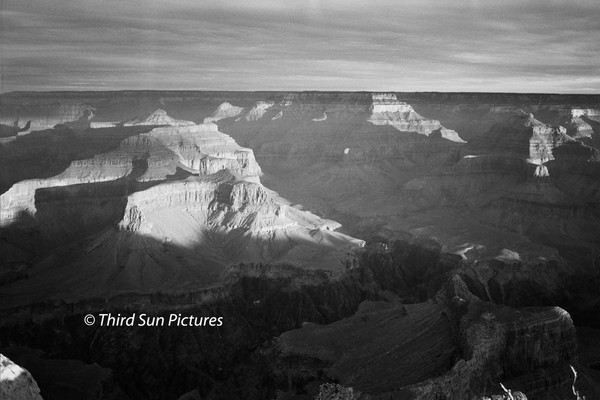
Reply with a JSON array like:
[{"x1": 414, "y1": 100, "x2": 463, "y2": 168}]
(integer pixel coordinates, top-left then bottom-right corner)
[{"x1": 1, "y1": 0, "x2": 599, "y2": 92}]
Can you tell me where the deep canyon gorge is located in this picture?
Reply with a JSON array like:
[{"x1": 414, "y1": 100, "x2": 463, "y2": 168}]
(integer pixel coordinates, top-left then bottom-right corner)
[{"x1": 1, "y1": 91, "x2": 600, "y2": 400}]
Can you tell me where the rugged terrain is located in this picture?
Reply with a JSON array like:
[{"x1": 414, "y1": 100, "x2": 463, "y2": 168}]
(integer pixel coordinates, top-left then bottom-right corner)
[{"x1": 1, "y1": 91, "x2": 600, "y2": 399}]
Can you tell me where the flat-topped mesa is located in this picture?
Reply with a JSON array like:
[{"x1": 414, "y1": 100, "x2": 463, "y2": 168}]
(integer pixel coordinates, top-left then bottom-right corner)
[
  {"x1": 147, "y1": 123, "x2": 262, "y2": 180},
  {"x1": 525, "y1": 113, "x2": 574, "y2": 177},
  {"x1": 368, "y1": 93, "x2": 467, "y2": 143},
  {"x1": 118, "y1": 176, "x2": 278, "y2": 232},
  {"x1": 571, "y1": 108, "x2": 600, "y2": 121},
  {"x1": 117, "y1": 175, "x2": 363, "y2": 266}
]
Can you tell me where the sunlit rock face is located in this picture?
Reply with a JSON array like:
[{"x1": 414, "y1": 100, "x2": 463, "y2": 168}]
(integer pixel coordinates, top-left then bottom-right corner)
[
  {"x1": 368, "y1": 93, "x2": 466, "y2": 143},
  {"x1": 203, "y1": 102, "x2": 245, "y2": 123},
  {"x1": 0, "y1": 121, "x2": 261, "y2": 227},
  {"x1": 245, "y1": 101, "x2": 274, "y2": 121},
  {"x1": 0, "y1": 354, "x2": 43, "y2": 400},
  {"x1": 1, "y1": 91, "x2": 600, "y2": 400},
  {"x1": 569, "y1": 108, "x2": 600, "y2": 138},
  {"x1": 90, "y1": 108, "x2": 195, "y2": 128},
  {"x1": 525, "y1": 113, "x2": 574, "y2": 177},
  {"x1": 0, "y1": 105, "x2": 362, "y2": 305}
]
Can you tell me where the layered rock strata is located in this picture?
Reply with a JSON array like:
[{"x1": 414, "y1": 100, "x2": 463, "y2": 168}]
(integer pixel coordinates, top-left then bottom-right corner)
[
  {"x1": 368, "y1": 93, "x2": 466, "y2": 143},
  {"x1": 276, "y1": 276, "x2": 578, "y2": 399}
]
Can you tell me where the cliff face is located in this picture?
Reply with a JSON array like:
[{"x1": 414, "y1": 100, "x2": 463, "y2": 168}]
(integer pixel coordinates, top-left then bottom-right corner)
[
  {"x1": 0, "y1": 101, "x2": 95, "y2": 132},
  {"x1": 1, "y1": 91, "x2": 599, "y2": 311},
  {"x1": 569, "y1": 108, "x2": 600, "y2": 139},
  {"x1": 0, "y1": 108, "x2": 363, "y2": 306},
  {"x1": 0, "y1": 121, "x2": 261, "y2": 227},
  {"x1": 275, "y1": 275, "x2": 578, "y2": 400},
  {"x1": 368, "y1": 93, "x2": 466, "y2": 143},
  {"x1": 1, "y1": 91, "x2": 599, "y2": 400},
  {"x1": 0, "y1": 232, "x2": 594, "y2": 400}
]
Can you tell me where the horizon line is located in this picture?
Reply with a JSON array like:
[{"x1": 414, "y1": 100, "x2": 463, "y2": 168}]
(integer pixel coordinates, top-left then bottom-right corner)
[{"x1": 2, "y1": 89, "x2": 600, "y2": 96}]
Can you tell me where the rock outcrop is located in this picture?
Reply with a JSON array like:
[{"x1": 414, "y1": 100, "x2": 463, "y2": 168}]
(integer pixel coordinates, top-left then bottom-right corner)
[
  {"x1": 90, "y1": 108, "x2": 195, "y2": 128},
  {"x1": 1, "y1": 90, "x2": 600, "y2": 400},
  {"x1": 570, "y1": 108, "x2": 600, "y2": 138},
  {"x1": 525, "y1": 113, "x2": 574, "y2": 177},
  {"x1": 276, "y1": 276, "x2": 578, "y2": 399},
  {"x1": 245, "y1": 101, "x2": 274, "y2": 121},
  {"x1": 121, "y1": 108, "x2": 194, "y2": 127},
  {"x1": 368, "y1": 93, "x2": 466, "y2": 143},
  {"x1": 0, "y1": 354, "x2": 43, "y2": 400},
  {"x1": 0, "y1": 117, "x2": 363, "y2": 306},
  {"x1": 203, "y1": 102, "x2": 245, "y2": 123},
  {"x1": 0, "y1": 101, "x2": 95, "y2": 132},
  {"x1": 0, "y1": 122, "x2": 261, "y2": 227},
  {"x1": 0, "y1": 120, "x2": 30, "y2": 138}
]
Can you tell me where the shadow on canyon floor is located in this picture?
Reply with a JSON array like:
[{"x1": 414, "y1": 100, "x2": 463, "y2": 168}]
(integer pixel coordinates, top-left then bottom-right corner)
[{"x1": 1, "y1": 228, "x2": 600, "y2": 399}]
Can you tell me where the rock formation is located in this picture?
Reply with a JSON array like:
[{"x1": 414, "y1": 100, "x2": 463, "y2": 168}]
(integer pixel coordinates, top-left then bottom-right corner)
[
  {"x1": 0, "y1": 120, "x2": 30, "y2": 138},
  {"x1": 524, "y1": 112, "x2": 574, "y2": 177},
  {"x1": 0, "y1": 101, "x2": 95, "y2": 132},
  {"x1": 0, "y1": 354, "x2": 43, "y2": 400},
  {"x1": 245, "y1": 101, "x2": 274, "y2": 121},
  {"x1": 570, "y1": 108, "x2": 600, "y2": 138},
  {"x1": 276, "y1": 276, "x2": 578, "y2": 399},
  {"x1": 203, "y1": 102, "x2": 245, "y2": 123},
  {"x1": 89, "y1": 108, "x2": 195, "y2": 128},
  {"x1": 368, "y1": 93, "x2": 466, "y2": 143},
  {"x1": 0, "y1": 114, "x2": 363, "y2": 306},
  {"x1": 1, "y1": 91, "x2": 600, "y2": 400}
]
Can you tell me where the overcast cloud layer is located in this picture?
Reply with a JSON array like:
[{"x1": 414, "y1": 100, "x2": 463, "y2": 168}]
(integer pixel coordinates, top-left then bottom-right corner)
[{"x1": 1, "y1": 0, "x2": 599, "y2": 93}]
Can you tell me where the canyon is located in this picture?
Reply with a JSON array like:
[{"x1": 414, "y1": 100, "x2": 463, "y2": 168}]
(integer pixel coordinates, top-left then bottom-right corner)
[{"x1": 1, "y1": 91, "x2": 600, "y2": 400}]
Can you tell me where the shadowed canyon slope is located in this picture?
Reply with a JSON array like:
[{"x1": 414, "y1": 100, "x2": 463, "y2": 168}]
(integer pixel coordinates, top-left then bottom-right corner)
[
  {"x1": 0, "y1": 106, "x2": 362, "y2": 306},
  {"x1": 1, "y1": 91, "x2": 600, "y2": 400}
]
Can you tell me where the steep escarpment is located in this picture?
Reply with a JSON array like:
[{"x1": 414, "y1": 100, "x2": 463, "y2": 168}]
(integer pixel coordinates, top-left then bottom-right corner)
[
  {"x1": 1, "y1": 91, "x2": 600, "y2": 399},
  {"x1": 2, "y1": 91, "x2": 598, "y2": 304},
  {"x1": 0, "y1": 122, "x2": 260, "y2": 227},
  {"x1": 0, "y1": 242, "x2": 455, "y2": 400},
  {"x1": 0, "y1": 239, "x2": 557, "y2": 400},
  {"x1": 569, "y1": 108, "x2": 600, "y2": 139},
  {"x1": 275, "y1": 275, "x2": 579, "y2": 400},
  {"x1": 0, "y1": 100, "x2": 96, "y2": 132},
  {"x1": 0, "y1": 113, "x2": 363, "y2": 306},
  {"x1": 368, "y1": 93, "x2": 466, "y2": 143},
  {"x1": 0, "y1": 227, "x2": 595, "y2": 400},
  {"x1": 210, "y1": 92, "x2": 467, "y2": 221}
]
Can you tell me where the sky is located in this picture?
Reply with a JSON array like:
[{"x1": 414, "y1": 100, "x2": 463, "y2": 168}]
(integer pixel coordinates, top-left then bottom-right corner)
[{"x1": 1, "y1": 0, "x2": 599, "y2": 93}]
